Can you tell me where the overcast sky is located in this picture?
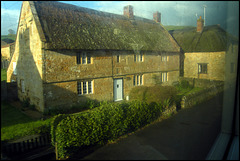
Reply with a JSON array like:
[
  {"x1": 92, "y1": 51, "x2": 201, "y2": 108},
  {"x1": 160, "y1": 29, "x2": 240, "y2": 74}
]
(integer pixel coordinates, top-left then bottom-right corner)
[{"x1": 1, "y1": 1, "x2": 239, "y2": 37}]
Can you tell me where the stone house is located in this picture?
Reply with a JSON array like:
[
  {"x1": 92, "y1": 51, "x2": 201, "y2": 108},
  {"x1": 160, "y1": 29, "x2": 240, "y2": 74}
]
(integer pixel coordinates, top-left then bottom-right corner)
[
  {"x1": 7, "y1": 1, "x2": 181, "y2": 112},
  {"x1": 1, "y1": 42, "x2": 15, "y2": 69},
  {"x1": 169, "y1": 16, "x2": 238, "y2": 86}
]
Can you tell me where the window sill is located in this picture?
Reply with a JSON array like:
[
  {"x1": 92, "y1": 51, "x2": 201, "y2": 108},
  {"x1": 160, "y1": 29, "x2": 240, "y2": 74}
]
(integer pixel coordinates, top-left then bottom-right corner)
[{"x1": 206, "y1": 132, "x2": 232, "y2": 160}]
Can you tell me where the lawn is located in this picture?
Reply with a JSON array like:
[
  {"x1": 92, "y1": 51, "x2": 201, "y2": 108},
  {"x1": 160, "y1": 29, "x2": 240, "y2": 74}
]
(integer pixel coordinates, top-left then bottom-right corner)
[
  {"x1": 1, "y1": 101, "x2": 52, "y2": 141},
  {"x1": 1, "y1": 69, "x2": 7, "y2": 81}
]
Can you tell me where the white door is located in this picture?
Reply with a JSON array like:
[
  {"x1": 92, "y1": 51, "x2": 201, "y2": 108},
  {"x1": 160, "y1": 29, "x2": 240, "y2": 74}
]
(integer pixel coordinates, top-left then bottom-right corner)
[{"x1": 114, "y1": 78, "x2": 123, "y2": 101}]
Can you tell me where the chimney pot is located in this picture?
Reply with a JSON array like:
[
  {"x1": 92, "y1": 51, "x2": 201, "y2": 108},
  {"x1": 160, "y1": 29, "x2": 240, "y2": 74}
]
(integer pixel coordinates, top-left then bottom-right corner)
[
  {"x1": 197, "y1": 16, "x2": 204, "y2": 32},
  {"x1": 124, "y1": 5, "x2": 134, "y2": 19},
  {"x1": 153, "y1": 11, "x2": 161, "y2": 23}
]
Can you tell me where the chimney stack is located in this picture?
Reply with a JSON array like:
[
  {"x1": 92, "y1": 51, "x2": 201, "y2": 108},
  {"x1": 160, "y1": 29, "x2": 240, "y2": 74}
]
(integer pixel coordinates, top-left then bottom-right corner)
[
  {"x1": 197, "y1": 16, "x2": 204, "y2": 32},
  {"x1": 153, "y1": 11, "x2": 161, "y2": 23},
  {"x1": 124, "y1": 5, "x2": 134, "y2": 19}
]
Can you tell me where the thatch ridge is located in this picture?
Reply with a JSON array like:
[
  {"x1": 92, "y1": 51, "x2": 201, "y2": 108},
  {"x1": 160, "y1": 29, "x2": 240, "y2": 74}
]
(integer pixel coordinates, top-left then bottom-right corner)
[
  {"x1": 169, "y1": 25, "x2": 238, "y2": 52},
  {"x1": 32, "y1": 1, "x2": 180, "y2": 52}
]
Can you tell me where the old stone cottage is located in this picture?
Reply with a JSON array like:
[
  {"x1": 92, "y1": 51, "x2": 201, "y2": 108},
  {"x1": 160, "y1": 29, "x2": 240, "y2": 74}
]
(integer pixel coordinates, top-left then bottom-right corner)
[
  {"x1": 169, "y1": 16, "x2": 238, "y2": 87},
  {"x1": 7, "y1": 1, "x2": 181, "y2": 112}
]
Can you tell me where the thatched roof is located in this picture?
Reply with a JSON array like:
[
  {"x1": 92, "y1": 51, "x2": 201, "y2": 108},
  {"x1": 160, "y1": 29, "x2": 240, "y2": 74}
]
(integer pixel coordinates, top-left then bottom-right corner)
[
  {"x1": 169, "y1": 25, "x2": 238, "y2": 52},
  {"x1": 32, "y1": 1, "x2": 180, "y2": 52}
]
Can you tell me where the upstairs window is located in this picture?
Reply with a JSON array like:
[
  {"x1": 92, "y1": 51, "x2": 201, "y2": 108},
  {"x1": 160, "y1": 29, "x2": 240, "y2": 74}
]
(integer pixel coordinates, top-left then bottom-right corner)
[
  {"x1": 134, "y1": 52, "x2": 144, "y2": 62},
  {"x1": 161, "y1": 55, "x2": 169, "y2": 62},
  {"x1": 198, "y1": 63, "x2": 208, "y2": 74},
  {"x1": 76, "y1": 52, "x2": 92, "y2": 64},
  {"x1": 117, "y1": 55, "x2": 120, "y2": 63}
]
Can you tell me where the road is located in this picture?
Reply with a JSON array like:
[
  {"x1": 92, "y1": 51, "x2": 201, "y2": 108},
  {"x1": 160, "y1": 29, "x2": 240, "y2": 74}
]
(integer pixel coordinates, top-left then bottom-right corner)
[{"x1": 81, "y1": 92, "x2": 223, "y2": 160}]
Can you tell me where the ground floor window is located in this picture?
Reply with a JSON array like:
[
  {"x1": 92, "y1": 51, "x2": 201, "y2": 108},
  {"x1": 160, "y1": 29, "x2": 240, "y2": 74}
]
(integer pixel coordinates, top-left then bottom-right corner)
[
  {"x1": 161, "y1": 72, "x2": 168, "y2": 82},
  {"x1": 198, "y1": 63, "x2": 208, "y2": 74},
  {"x1": 77, "y1": 80, "x2": 93, "y2": 95},
  {"x1": 133, "y1": 74, "x2": 143, "y2": 86}
]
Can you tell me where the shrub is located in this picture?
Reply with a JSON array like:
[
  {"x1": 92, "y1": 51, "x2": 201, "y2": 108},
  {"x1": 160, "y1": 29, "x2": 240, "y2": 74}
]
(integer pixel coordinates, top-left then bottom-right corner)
[
  {"x1": 130, "y1": 85, "x2": 177, "y2": 104},
  {"x1": 52, "y1": 101, "x2": 163, "y2": 159}
]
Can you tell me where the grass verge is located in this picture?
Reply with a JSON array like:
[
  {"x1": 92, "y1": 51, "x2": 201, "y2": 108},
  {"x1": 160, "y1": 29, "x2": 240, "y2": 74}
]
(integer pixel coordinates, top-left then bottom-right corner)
[{"x1": 1, "y1": 101, "x2": 52, "y2": 141}]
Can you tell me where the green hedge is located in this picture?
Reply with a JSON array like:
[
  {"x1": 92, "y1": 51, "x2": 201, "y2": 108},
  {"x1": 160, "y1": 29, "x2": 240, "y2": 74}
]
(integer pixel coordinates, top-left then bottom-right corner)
[
  {"x1": 51, "y1": 101, "x2": 163, "y2": 159},
  {"x1": 130, "y1": 85, "x2": 177, "y2": 104}
]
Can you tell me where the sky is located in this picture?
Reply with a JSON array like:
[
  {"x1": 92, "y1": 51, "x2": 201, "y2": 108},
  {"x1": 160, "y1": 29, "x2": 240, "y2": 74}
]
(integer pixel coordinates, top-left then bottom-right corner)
[{"x1": 1, "y1": 1, "x2": 239, "y2": 37}]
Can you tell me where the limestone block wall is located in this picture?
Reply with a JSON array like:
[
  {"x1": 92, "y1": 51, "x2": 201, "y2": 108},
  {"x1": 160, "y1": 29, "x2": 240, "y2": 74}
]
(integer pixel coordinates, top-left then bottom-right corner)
[
  {"x1": 44, "y1": 50, "x2": 113, "y2": 83},
  {"x1": 112, "y1": 51, "x2": 180, "y2": 76},
  {"x1": 9, "y1": 1, "x2": 45, "y2": 111},
  {"x1": 43, "y1": 77, "x2": 113, "y2": 110},
  {"x1": 184, "y1": 52, "x2": 226, "y2": 81}
]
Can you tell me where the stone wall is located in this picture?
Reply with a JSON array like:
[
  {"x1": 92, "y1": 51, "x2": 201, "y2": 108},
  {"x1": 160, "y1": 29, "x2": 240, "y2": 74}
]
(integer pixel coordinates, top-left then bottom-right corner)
[
  {"x1": 181, "y1": 84, "x2": 224, "y2": 109},
  {"x1": 184, "y1": 52, "x2": 226, "y2": 81},
  {"x1": 8, "y1": 1, "x2": 45, "y2": 111},
  {"x1": 42, "y1": 49, "x2": 180, "y2": 110},
  {"x1": 179, "y1": 77, "x2": 224, "y2": 88}
]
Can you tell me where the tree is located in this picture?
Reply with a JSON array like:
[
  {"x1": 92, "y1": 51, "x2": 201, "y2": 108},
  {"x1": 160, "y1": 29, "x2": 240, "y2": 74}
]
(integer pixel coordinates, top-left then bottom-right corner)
[{"x1": 8, "y1": 29, "x2": 15, "y2": 35}]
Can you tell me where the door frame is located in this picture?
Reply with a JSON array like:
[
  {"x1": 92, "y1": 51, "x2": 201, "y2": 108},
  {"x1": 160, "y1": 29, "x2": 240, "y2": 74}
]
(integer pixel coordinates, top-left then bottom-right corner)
[{"x1": 113, "y1": 78, "x2": 124, "y2": 101}]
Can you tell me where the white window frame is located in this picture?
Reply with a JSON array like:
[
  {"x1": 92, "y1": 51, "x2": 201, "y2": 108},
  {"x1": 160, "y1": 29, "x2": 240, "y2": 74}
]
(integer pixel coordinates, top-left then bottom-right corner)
[
  {"x1": 161, "y1": 55, "x2": 169, "y2": 62},
  {"x1": 76, "y1": 52, "x2": 92, "y2": 65},
  {"x1": 161, "y1": 72, "x2": 168, "y2": 82},
  {"x1": 134, "y1": 53, "x2": 144, "y2": 62},
  {"x1": 77, "y1": 80, "x2": 93, "y2": 95},
  {"x1": 133, "y1": 74, "x2": 143, "y2": 86}
]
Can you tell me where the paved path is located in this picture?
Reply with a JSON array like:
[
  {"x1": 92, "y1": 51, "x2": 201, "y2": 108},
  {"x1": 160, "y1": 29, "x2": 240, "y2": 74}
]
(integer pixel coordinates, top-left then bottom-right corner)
[{"x1": 81, "y1": 92, "x2": 223, "y2": 160}]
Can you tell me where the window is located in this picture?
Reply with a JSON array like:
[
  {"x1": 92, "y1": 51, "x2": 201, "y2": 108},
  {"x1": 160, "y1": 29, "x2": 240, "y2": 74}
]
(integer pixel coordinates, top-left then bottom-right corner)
[
  {"x1": 77, "y1": 53, "x2": 81, "y2": 64},
  {"x1": 134, "y1": 52, "x2": 143, "y2": 62},
  {"x1": 77, "y1": 80, "x2": 93, "y2": 95},
  {"x1": 76, "y1": 52, "x2": 92, "y2": 64},
  {"x1": 198, "y1": 63, "x2": 208, "y2": 74},
  {"x1": 117, "y1": 55, "x2": 120, "y2": 63},
  {"x1": 20, "y1": 79, "x2": 25, "y2": 93},
  {"x1": 82, "y1": 53, "x2": 87, "y2": 64},
  {"x1": 133, "y1": 74, "x2": 143, "y2": 86},
  {"x1": 161, "y1": 72, "x2": 168, "y2": 82},
  {"x1": 161, "y1": 55, "x2": 169, "y2": 62}
]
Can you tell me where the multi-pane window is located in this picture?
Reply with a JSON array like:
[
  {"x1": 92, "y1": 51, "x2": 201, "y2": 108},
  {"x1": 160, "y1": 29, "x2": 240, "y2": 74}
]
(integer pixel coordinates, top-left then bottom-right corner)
[
  {"x1": 161, "y1": 55, "x2": 169, "y2": 62},
  {"x1": 133, "y1": 74, "x2": 143, "y2": 86},
  {"x1": 161, "y1": 72, "x2": 168, "y2": 82},
  {"x1": 198, "y1": 63, "x2": 208, "y2": 74},
  {"x1": 134, "y1": 52, "x2": 143, "y2": 62},
  {"x1": 77, "y1": 80, "x2": 93, "y2": 95},
  {"x1": 76, "y1": 52, "x2": 92, "y2": 64}
]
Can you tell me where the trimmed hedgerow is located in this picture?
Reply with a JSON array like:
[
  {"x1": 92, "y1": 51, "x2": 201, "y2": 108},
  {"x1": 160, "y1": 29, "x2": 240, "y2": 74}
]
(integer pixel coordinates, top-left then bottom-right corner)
[
  {"x1": 130, "y1": 85, "x2": 177, "y2": 104},
  {"x1": 52, "y1": 100, "x2": 163, "y2": 159}
]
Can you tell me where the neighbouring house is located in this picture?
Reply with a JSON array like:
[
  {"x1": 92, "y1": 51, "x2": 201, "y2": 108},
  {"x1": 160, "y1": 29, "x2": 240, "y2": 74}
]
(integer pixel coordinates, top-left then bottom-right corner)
[
  {"x1": 1, "y1": 41, "x2": 15, "y2": 69},
  {"x1": 169, "y1": 16, "x2": 238, "y2": 87},
  {"x1": 7, "y1": 1, "x2": 181, "y2": 112}
]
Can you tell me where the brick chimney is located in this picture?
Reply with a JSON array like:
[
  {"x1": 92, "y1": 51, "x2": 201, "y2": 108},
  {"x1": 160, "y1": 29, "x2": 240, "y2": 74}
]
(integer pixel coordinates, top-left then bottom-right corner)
[
  {"x1": 197, "y1": 16, "x2": 204, "y2": 32},
  {"x1": 153, "y1": 11, "x2": 161, "y2": 23},
  {"x1": 124, "y1": 5, "x2": 134, "y2": 19}
]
